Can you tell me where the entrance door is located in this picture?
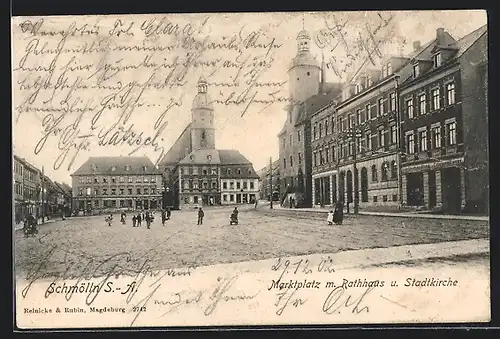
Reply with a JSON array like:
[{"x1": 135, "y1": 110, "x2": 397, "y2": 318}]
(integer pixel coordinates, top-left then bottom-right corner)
[
  {"x1": 407, "y1": 172, "x2": 424, "y2": 206},
  {"x1": 428, "y1": 171, "x2": 437, "y2": 208},
  {"x1": 441, "y1": 167, "x2": 461, "y2": 214},
  {"x1": 361, "y1": 167, "x2": 368, "y2": 202},
  {"x1": 339, "y1": 172, "x2": 345, "y2": 203},
  {"x1": 346, "y1": 170, "x2": 353, "y2": 204}
]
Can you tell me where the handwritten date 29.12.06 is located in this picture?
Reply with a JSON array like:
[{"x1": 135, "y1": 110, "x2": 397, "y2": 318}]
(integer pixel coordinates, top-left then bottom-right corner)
[{"x1": 271, "y1": 257, "x2": 335, "y2": 280}]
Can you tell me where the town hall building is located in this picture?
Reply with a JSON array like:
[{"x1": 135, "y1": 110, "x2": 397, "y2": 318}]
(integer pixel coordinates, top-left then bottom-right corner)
[{"x1": 158, "y1": 76, "x2": 259, "y2": 209}]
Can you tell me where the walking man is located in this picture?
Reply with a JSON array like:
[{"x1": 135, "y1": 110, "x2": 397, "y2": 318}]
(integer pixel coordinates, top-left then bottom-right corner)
[
  {"x1": 132, "y1": 214, "x2": 137, "y2": 227},
  {"x1": 137, "y1": 213, "x2": 142, "y2": 227},
  {"x1": 197, "y1": 208, "x2": 204, "y2": 225}
]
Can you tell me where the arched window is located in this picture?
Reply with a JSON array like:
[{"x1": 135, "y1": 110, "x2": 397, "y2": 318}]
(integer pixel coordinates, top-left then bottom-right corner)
[
  {"x1": 371, "y1": 164, "x2": 378, "y2": 182},
  {"x1": 381, "y1": 162, "x2": 389, "y2": 181},
  {"x1": 391, "y1": 161, "x2": 397, "y2": 179}
]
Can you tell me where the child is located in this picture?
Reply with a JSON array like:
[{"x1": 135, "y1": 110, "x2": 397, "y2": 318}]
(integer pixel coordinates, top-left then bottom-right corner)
[
  {"x1": 105, "y1": 214, "x2": 113, "y2": 226},
  {"x1": 327, "y1": 210, "x2": 334, "y2": 225}
]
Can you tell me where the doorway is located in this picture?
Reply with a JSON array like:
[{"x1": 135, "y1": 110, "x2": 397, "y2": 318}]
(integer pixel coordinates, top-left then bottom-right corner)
[
  {"x1": 441, "y1": 167, "x2": 462, "y2": 214},
  {"x1": 428, "y1": 171, "x2": 437, "y2": 208},
  {"x1": 361, "y1": 167, "x2": 368, "y2": 203},
  {"x1": 406, "y1": 172, "x2": 424, "y2": 206}
]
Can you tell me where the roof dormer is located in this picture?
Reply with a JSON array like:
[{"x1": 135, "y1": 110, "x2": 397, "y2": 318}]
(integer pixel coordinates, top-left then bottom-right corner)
[{"x1": 411, "y1": 58, "x2": 433, "y2": 79}]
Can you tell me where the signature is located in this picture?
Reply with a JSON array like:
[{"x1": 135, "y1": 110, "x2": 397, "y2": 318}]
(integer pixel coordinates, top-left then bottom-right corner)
[
  {"x1": 322, "y1": 286, "x2": 375, "y2": 315},
  {"x1": 274, "y1": 287, "x2": 307, "y2": 316}
]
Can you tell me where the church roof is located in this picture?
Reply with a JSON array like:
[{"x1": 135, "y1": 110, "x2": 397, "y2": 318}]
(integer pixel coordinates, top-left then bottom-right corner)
[
  {"x1": 179, "y1": 149, "x2": 221, "y2": 165},
  {"x1": 158, "y1": 124, "x2": 192, "y2": 166},
  {"x1": 71, "y1": 157, "x2": 160, "y2": 176}
]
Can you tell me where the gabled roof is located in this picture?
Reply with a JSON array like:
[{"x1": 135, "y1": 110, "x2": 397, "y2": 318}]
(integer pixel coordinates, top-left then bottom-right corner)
[
  {"x1": 179, "y1": 149, "x2": 221, "y2": 165},
  {"x1": 71, "y1": 156, "x2": 160, "y2": 176},
  {"x1": 452, "y1": 24, "x2": 487, "y2": 59},
  {"x1": 295, "y1": 87, "x2": 340, "y2": 125},
  {"x1": 218, "y1": 149, "x2": 252, "y2": 165},
  {"x1": 158, "y1": 123, "x2": 192, "y2": 166}
]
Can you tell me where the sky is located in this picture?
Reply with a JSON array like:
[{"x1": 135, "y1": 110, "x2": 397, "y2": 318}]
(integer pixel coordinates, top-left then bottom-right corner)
[{"x1": 12, "y1": 10, "x2": 487, "y2": 185}]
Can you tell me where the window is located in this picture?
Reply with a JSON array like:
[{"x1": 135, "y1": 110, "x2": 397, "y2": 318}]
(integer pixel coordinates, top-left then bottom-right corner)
[
  {"x1": 434, "y1": 53, "x2": 442, "y2": 67},
  {"x1": 432, "y1": 88, "x2": 440, "y2": 110},
  {"x1": 298, "y1": 152, "x2": 302, "y2": 164},
  {"x1": 356, "y1": 137, "x2": 362, "y2": 153},
  {"x1": 143, "y1": 176, "x2": 149, "y2": 183},
  {"x1": 419, "y1": 129, "x2": 428, "y2": 152},
  {"x1": 236, "y1": 182, "x2": 241, "y2": 189},
  {"x1": 348, "y1": 142, "x2": 353, "y2": 156},
  {"x1": 325, "y1": 120, "x2": 329, "y2": 135},
  {"x1": 407, "y1": 133, "x2": 415, "y2": 154},
  {"x1": 111, "y1": 166, "x2": 116, "y2": 172},
  {"x1": 390, "y1": 161, "x2": 397, "y2": 179},
  {"x1": 86, "y1": 177, "x2": 91, "y2": 183},
  {"x1": 119, "y1": 188, "x2": 124, "y2": 195},
  {"x1": 356, "y1": 109, "x2": 362, "y2": 125},
  {"x1": 94, "y1": 188, "x2": 99, "y2": 195},
  {"x1": 446, "y1": 83, "x2": 455, "y2": 105},
  {"x1": 227, "y1": 169, "x2": 231, "y2": 175},
  {"x1": 331, "y1": 117, "x2": 335, "y2": 133},
  {"x1": 243, "y1": 181, "x2": 248, "y2": 189},
  {"x1": 347, "y1": 115, "x2": 353, "y2": 129},
  {"x1": 289, "y1": 112, "x2": 292, "y2": 123},
  {"x1": 144, "y1": 188, "x2": 149, "y2": 195},
  {"x1": 313, "y1": 126, "x2": 317, "y2": 140},
  {"x1": 390, "y1": 125, "x2": 397, "y2": 144},
  {"x1": 386, "y1": 62, "x2": 392, "y2": 75},
  {"x1": 184, "y1": 197, "x2": 189, "y2": 204},
  {"x1": 382, "y1": 64, "x2": 387, "y2": 78},
  {"x1": 211, "y1": 168, "x2": 217, "y2": 175},
  {"x1": 223, "y1": 194, "x2": 228, "y2": 202},
  {"x1": 111, "y1": 188, "x2": 116, "y2": 195},
  {"x1": 183, "y1": 180, "x2": 189, "y2": 189},
  {"x1": 125, "y1": 165, "x2": 131, "y2": 171},
  {"x1": 103, "y1": 188, "x2": 108, "y2": 195},
  {"x1": 366, "y1": 134, "x2": 372, "y2": 150},
  {"x1": 282, "y1": 137, "x2": 286, "y2": 148},
  {"x1": 366, "y1": 104, "x2": 371, "y2": 120},
  {"x1": 325, "y1": 148, "x2": 330, "y2": 163},
  {"x1": 413, "y1": 64, "x2": 420, "y2": 77},
  {"x1": 432, "y1": 125, "x2": 441, "y2": 148},
  {"x1": 230, "y1": 194, "x2": 234, "y2": 202},
  {"x1": 366, "y1": 75, "x2": 372, "y2": 87},
  {"x1": 383, "y1": 195, "x2": 388, "y2": 202},
  {"x1": 119, "y1": 176, "x2": 124, "y2": 183},
  {"x1": 331, "y1": 146, "x2": 336, "y2": 161},
  {"x1": 319, "y1": 124, "x2": 323, "y2": 138},
  {"x1": 378, "y1": 98, "x2": 384, "y2": 116},
  {"x1": 223, "y1": 182, "x2": 227, "y2": 189},
  {"x1": 128, "y1": 188, "x2": 132, "y2": 195},
  {"x1": 94, "y1": 176, "x2": 99, "y2": 183},
  {"x1": 373, "y1": 196, "x2": 378, "y2": 203},
  {"x1": 381, "y1": 163, "x2": 389, "y2": 181},
  {"x1": 447, "y1": 121, "x2": 457, "y2": 145},
  {"x1": 289, "y1": 156, "x2": 293, "y2": 167},
  {"x1": 371, "y1": 165, "x2": 378, "y2": 182},
  {"x1": 250, "y1": 182, "x2": 254, "y2": 189},
  {"x1": 78, "y1": 188, "x2": 83, "y2": 196},
  {"x1": 355, "y1": 83, "x2": 361, "y2": 94},
  {"x1": 297, "y1": 130, "x2": 301, "y2": 141},
  {"x1": 289, "y1": 134, "x2": 293, "y2": 144},
  {"x1": 406, "y1": 98, "x2": 414, "y2": 119},
  {"x1": 419, "y1": 94, "x2": 426, "y2": 114},
  {"x1": 389, "y1": 92, "x2": 396, "y2": 111},
  {"x1": 230, "y1": 182, "x2": 234, "y2": 189},
  {"x1": 193, "y1": 181, "x2": 199, "y2": 189},
  {"x1": 203, "y1": 169, "x2": 208, "y2": 175},
  {"x1": 283, "y1": 158, "x2": 286, "y2": 169},
  {"x1": 378, "y1": 129, "x2": 385, "y2": 147},
  {"x1": 212, "y1": 181, "x2": 217, "y2": 189}
]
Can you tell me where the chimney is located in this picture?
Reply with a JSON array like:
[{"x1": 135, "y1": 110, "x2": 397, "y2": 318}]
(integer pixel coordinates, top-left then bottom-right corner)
[
  {"x1": 413, "y1": 41, "x2": 421, "y2": 52},
  {"x1": 436, "y1": 27, "x2": 445, "y2": 46}
]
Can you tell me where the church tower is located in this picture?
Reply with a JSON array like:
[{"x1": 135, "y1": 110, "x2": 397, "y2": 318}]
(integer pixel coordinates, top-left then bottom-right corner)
[
  {"x1": 288, "y1": 26, "x2": 321, "y2": 103},
  {"x1": 191, "y1": 76, "x2": 216, "y2": 150}
]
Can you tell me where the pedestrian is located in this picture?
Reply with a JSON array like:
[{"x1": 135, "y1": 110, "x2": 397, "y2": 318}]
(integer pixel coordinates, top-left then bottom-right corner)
[
  {"x1": 137, "y1": 213, "x2": 142, "y2": 227},
  {"x1": 146, "y1": 212, "x2": 151, "y2": 229},
  {"x1": 346, "y1": 201, "x2": 350, "y2": 214},
  {"x1": 333, "y1": 201, "x2": 344, "y2": 225},
  {"x1": 166, "y1": 208, "x2": 171, "y2": 220},
  {"x1": 197, "y1": 208, "x2": 204, "y2": 225},
  {"x1": 161, "y1": 210, "x2": 166, "y2": 226},
  {"x1": 232, "y1": 206, "x2": 238, "y2": 219},
  {"x1": 106, "y1": 214, "x2": 113, "y2": 226},
  {"x1": 254, "y1": 198, "x2": 258, "y2": 209},
  {"x1": 132, "y1": 214, "x2": 137, "y2": 227},
  {"x1": 327, "y1": 210, "x2": 334, "y2": 225}
]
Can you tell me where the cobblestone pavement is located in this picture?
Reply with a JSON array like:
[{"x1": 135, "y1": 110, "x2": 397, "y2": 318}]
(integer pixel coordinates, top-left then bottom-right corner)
[{"x1": 14, "y1": 207, "x2": 489, "y2": 279}]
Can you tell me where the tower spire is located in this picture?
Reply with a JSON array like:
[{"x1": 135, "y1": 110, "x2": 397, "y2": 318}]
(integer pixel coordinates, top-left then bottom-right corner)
[{"x1": 302, "y1": 16, "x2": 305, "y2": 30}]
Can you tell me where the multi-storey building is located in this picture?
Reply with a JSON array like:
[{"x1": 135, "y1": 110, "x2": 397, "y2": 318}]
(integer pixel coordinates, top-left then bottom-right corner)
[
  {"x1": 257, "y1": 160, "x2": 280, "y2": 201},
  {"x1": 399, "y1": 25, "x2": 488, "y2": 214},
  {"x1": 278, "y1": 27, "x2": 341, "y2": 207},
  {"x1": 159, "y1": 77, "x2": 259, "y2": 209},
  {"x1": 13, "y1": 155, "x2": 42, "y2": 221},
  {"x1": 329, "y1": 51, "x2": 428, "y2": 209},
  {"x1": 71, "y1": 156, "x2": 163, "y2": 214}
]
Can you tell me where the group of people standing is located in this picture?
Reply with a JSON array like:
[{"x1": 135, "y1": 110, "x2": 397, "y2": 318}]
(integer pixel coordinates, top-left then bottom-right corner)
[{"x1": 105, "y1": 208, "x2": 172, "y2": 229}]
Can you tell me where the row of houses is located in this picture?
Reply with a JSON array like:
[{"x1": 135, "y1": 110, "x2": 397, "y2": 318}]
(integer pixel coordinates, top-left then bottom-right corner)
[
  {"x1": 13, "y1": 154, "x2": 72, "y2": 223},
  {"x1": 277, "y1": 25, "x2": 488, "y2": 214}
]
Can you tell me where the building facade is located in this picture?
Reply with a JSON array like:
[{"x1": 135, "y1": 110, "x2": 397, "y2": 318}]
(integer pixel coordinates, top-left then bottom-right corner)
[
  {"x1": 278, "y1": 28, "x2": 341, "y2": 207},
  {"x1": 257, "y1": 160, "x2": 280, "y2": 201},
  {"x1": 71, "y1": 157, "x2": 163, "y2": 214},
  {"x1": 400, "y1": 26, "x2": 488, "y2": 214},
  {"x1": 159, "y1": 77, "x2": 259, "y2": 209},
  {"x1": 13, "y1": 155, "x2": 42, "y2": 223}
]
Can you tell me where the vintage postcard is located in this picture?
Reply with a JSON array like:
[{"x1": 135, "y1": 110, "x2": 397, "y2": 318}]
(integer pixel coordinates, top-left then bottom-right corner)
[{"x1": 12, "y1": 10, "x2": 490, "y2": 329}]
